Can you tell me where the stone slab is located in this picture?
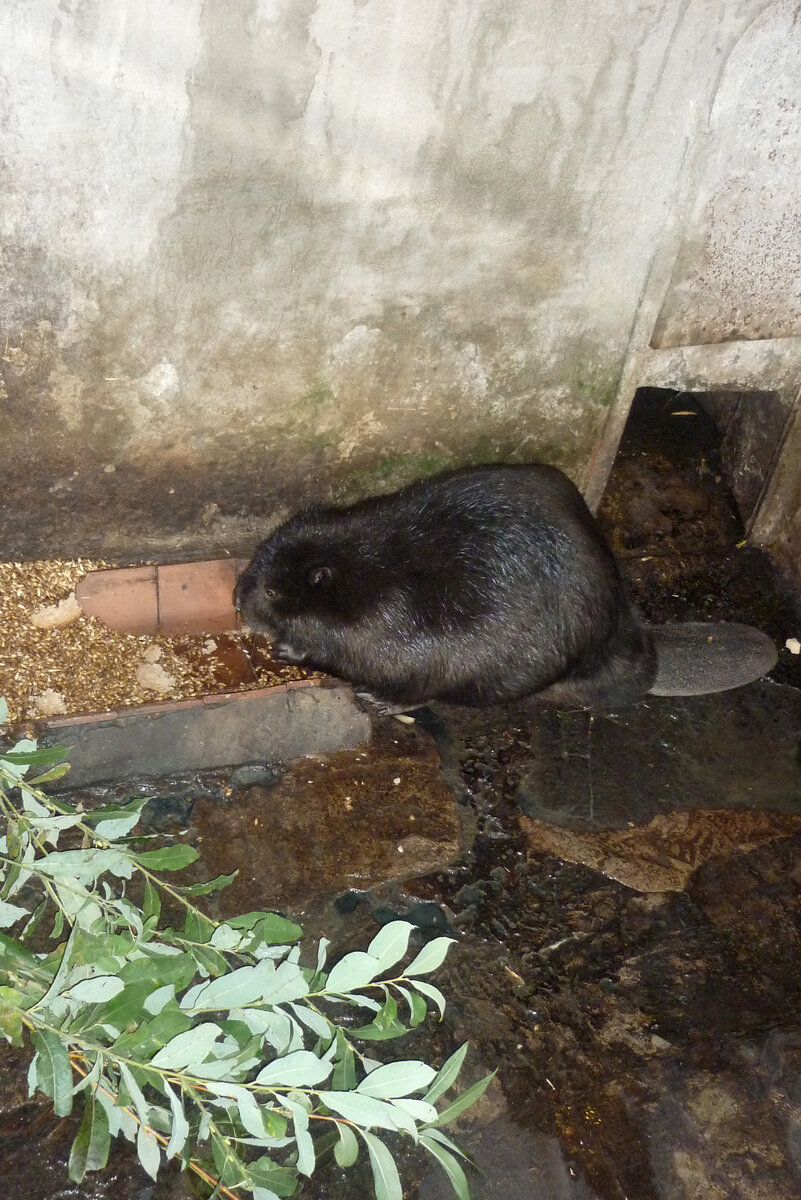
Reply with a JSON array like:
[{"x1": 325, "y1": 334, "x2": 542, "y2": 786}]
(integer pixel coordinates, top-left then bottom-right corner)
[
  {"x1": 45, "y1": 686, "x2": 370, "y2": 787},
  {"x1": 515, "y1": 679, "x2": 801, "y2": 831}
]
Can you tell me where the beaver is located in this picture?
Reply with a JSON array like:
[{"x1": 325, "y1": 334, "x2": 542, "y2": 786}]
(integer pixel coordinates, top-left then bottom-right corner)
[{"x1": 233, "y1": 464, "x2": 662, "y2": 711}]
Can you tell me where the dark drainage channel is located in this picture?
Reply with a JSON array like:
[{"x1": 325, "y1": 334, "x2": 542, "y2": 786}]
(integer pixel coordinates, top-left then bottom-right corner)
[{"x1": 596, "y1": 385, "x2": 801, "y2": 690}]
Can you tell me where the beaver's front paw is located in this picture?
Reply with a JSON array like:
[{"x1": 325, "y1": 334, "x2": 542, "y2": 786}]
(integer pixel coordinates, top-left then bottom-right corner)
[
  {"x1": 354, "y1": 690, "x2": 425, "y2": 717},
  {"x1": 272, "y1": 641, "x2": 307, "y2": 665}
]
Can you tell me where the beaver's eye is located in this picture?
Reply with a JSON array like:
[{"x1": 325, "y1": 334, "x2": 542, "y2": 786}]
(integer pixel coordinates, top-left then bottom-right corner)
[{"x1": 263, "y1": 586, "x2": 276, "y2": 599}]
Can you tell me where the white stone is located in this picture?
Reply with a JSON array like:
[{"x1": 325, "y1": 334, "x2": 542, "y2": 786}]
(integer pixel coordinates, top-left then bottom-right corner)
[
  {"x1": 31, "y1": 689, "x2": 68, "y2": 717},
  {"x1": 136, "y1": 661, "x2": 176, "y2": 695},
  {"x1": 31, "y1": 593, "x2": 82, "y2": 629}
]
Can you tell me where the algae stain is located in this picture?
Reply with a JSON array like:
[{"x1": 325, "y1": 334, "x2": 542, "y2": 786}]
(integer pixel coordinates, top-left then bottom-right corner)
[
  {"x1": 304, "y1": 431, "x2": 337, "y2": 454},
  {"x1": 462, "y1": 434, "x2": 514, "y2": 466},
  {"x1": 373, "y1": 450, "x2": 454, "y2": 483},
  {"x1": 334, "y1": 450, "x2": 457, "y2": 499},
  {"x1": 274, "y1": 380, "x2": 337, "y2": 443},
  {"x1": 300, "y1": 378, "x2": 334, "y2": 409},
  {"x1": 331, "y1": 435, "x2": 543, "y2": 501},
  {"x1": 574, "y1": 374, "x2": 619, "y2": 410}
]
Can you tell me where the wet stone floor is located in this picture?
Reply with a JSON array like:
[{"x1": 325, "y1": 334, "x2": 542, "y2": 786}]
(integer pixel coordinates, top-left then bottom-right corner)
[{"x1": 3, "y1": 389, "x2": 801, "y2": 1198}]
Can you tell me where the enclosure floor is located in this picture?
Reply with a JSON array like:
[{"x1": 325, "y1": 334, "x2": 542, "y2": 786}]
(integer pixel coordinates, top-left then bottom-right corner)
[
  {"x1": 2, "y1": 672, "x2": 800, "y2": 1200},
  {"x1": 2, "y1": 393, "x2": 801, "y2": 1199}
]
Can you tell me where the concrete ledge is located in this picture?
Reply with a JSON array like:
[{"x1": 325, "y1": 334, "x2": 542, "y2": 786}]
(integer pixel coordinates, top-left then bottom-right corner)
[{"x1": 43, "y1": 682, "x2": 370, "y2": 787}]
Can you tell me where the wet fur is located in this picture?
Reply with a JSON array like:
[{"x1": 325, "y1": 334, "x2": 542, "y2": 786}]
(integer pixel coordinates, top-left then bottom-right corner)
[{"x1": 234, "y1": 465, "x2": 657, "y2": 709}]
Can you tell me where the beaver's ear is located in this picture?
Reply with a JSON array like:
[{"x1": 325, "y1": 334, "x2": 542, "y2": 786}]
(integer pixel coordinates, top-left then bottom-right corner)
[{"x1": 307, "y1": 564, "x2": 336, "y2": 587}]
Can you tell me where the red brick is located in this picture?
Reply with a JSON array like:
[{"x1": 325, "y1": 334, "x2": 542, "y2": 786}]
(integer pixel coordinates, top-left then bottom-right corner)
[
  {"x1": 157, "y1": 559, "x2": 238, "y2": 636},
  {"x1": 202, "y1": 684, "x2": 288, "y2": 706},
  {"x1": 45, "y1": 709, "x2": 120, "y2": 728},
  {"x1": 120, "y1": 698, "x2": 205, "y2": 717},
  {"x1": 75, "y1": 565, "x2": 157, "y2": 635},
  {"x1": 233, "y1": 561, "x2": 252, "y2": 629}
]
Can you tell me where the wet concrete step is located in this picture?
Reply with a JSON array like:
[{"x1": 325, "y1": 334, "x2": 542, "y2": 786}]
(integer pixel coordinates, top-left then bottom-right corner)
[{"x1": 44, "y1": 682, "x2": 369, "y2": 787}]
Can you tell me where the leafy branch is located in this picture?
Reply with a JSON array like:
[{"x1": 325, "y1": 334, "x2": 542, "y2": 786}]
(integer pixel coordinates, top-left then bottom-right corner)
[{"x1": 0, "y1": 697, "x2": 492, "y2": 1200}]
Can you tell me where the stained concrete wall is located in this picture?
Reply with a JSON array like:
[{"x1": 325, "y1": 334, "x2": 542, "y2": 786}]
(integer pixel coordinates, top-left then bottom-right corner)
[{"x1": 1, "y1": 1, "x2": 800, "y2": 563}]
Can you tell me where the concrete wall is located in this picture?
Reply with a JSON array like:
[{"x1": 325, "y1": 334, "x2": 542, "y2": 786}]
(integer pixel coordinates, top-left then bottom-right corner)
[{"x1": 2, "y1": 0, "x2": 800, "y2": 563}]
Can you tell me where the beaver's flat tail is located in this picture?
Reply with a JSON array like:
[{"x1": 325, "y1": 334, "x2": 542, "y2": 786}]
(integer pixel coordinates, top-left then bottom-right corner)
[{"x1": 647, "y1": 622, "x2": 778, "y2": 696}]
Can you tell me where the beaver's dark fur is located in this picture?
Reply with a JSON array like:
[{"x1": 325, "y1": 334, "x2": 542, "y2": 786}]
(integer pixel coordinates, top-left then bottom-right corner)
[{"x1": 233, "y1": 464, "x2": 657, "y2": 709}]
